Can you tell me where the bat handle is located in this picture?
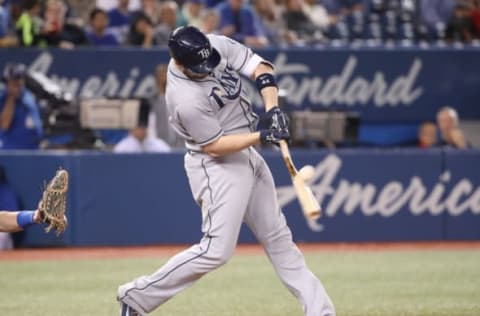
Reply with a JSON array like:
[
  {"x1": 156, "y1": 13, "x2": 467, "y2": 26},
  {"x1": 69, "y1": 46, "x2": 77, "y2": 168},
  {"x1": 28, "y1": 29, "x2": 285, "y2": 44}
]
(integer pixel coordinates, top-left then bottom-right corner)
[{"x1": 279, "y1": 140, "x2": 298, "y2": 176}]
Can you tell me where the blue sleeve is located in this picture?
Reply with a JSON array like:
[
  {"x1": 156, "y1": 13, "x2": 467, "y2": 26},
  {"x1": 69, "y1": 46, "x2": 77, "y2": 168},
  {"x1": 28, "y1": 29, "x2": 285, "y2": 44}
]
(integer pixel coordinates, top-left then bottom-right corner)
[
  {"x1": 108, "y1": 9, "x2": 127, "y2": 27},
  {"x1": 241, "y1": 7, "x2": 262, "y2": 37},
  {"x1": 22, "y1": 90, "x2": 43, "y2": 137},
  {"x1": 107, "y1": 9, "x2": 117, "y2": 26},
  {"x1": 206, "y1": 0, "x2": 223, "y2": 8},
  {"x1": 108, "y1": 34, "x2": 120, "y2": 45},
  {"x1": 250, "y1": 10, "x2": 264, "y2": 37},
  {"x1": 216, "y1": 4, "x2": 230, "y2": 29}
]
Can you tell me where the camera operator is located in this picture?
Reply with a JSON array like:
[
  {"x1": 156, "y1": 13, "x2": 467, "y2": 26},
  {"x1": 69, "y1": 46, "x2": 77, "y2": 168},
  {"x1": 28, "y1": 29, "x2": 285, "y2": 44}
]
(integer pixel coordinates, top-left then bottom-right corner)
[{"x1": 0, "y1": 62, "x2": 43, "y2": 149}]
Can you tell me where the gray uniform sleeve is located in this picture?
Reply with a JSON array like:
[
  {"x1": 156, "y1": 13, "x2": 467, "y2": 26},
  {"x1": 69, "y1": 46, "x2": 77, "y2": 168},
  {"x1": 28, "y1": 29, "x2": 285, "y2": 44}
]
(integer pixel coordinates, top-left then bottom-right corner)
[
  {"x1": 208, "y1": 35, "x2": 265, "y2": 78},
  {"x1": 177, "y1": 103, "x2": 223, "y2": 146}
]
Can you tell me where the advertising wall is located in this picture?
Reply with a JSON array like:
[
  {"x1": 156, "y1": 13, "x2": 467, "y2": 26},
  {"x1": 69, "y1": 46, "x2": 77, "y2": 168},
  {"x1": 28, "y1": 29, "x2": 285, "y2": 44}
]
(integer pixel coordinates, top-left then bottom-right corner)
[
  {"x1": 0, "y1": 148, "x2": 478, "y2": 247},
  {"x1": 0, "y1": 47, "x2": 479, "y2": 122}
]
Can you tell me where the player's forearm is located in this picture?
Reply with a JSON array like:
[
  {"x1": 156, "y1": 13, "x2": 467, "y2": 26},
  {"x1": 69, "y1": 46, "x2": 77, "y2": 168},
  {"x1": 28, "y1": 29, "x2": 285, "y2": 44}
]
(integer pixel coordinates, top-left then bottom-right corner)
[
  {"x1": 261, "y1": 86, "x2": 279, "y2": 111},
  {"x1": 253, "y1": 63, "x2": 278, "y2": 111},
  {"x1": 0, "y1": 210, "x2": 40, "y2": 233},
  {"x1": 0, "y1": 211, "x2": 23, "y2": 232},
  {"x1": 202, "y1": 133, "x2": 260, "y2": 157}
]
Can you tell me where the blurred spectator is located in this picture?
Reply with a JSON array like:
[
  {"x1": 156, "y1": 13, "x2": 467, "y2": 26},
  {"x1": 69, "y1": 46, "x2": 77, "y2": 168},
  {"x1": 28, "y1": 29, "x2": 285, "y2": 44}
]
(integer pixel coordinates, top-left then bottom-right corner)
[
  {"x1": 42, "y1": 0, "x2": 88, "y2": 48},
  {"x1": 15, "y1": 0, "x2": 44, "y2": 46},
  {"x1": 108, "y1": 0, "x2": 130, "y2": 27},
  {"x1": 420, "y1": 0, "x2": 456, "y2": 34},
  {"x1": 347, "y1": 0, "x2": 365, "y2": 11},
  {"x1": 469, "y1": 0, "x2": 480, "y2": 36},
  {"x1": 181, "y1": 0, "x2": 205, "y2": 28},
  {"x1": 149, "y1": 64, "x2": 184, "y2": 149},
  {"x1": 283, "y1": 0, "x2": 323, "y2": 44},
  {"x1": 199, "y1": 8, "x2": 219, "y2": 34},
  {"x1": 107, "y1": 0, "x2": 131, "y2": 42},
  {"x1": 436, "y1": 106, "x2": 468, "y2": 149},
  {"x1": 87, "y1": 8, "x2": 120, "y2": 46},
  {"x1": 0, "y1": 0, "x2": 18, "y2": 47},
  {"x1": 0, "y1": 63, "x2": 43, "y2": 149},
  {"x1": 206, "y1": 0, "x2": 223, "y2": 8},
  {"x1": 253, "y1": 0, "x2": 295, "y2": 45},
  {"x1": 0, "y1": 2, "x2": 7, "y2": 35},
  {"x1": 0, "y1": 166, "x2": 18, "y2": 250},
  {"x1": 97, "y1": 0, "x2": 140, "y2": 11},
  {"x1": 445, "y1": 2, "x2": 474, "y2": 42},
  {"x1": 68, "y1": 0, "x2": 96, "y2": 25},
  {"x1": 113, "y1": 125, "x2": 171, "y2": 153},
  {"x1": 154, "y1": 0, "x2": 178, "y2": 46},
  {"x1": 325, "y1": 0, "x2": 363, "y2": 15},
  {"x1": 43, "y1": 0, "x2": 67, "y2": 39},
  {"x1": 114, "y1": 98, "x2": 171, "y2": 153},
  {"x1": 418, "y1": 121, "x2": 438, "y2": 148},
  {"x1": 6, "y1": 1, "x2": 23, "y2": 30},
  {"x1": 127, "y1": 11, "x2": 155, "y2": 47},
  {"x1": 321, "y1": 0, "x2": 341, "y2": 14},
  {"x1": 217, "y1": 0, "x2": 268, "y2": 47},
  {"x1": 303, "y1": 0, "x2": 332, "y2": 31},
  {"x1": 137, "y1": 0, "x2": 160, "y2": 25}
]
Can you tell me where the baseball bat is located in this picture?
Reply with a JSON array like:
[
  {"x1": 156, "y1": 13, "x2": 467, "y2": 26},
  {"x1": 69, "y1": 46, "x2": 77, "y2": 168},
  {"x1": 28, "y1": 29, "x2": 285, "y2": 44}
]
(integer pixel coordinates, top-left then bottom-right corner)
[{"x1": 279, "y1": 140, "x2": 321, "y2": 220}]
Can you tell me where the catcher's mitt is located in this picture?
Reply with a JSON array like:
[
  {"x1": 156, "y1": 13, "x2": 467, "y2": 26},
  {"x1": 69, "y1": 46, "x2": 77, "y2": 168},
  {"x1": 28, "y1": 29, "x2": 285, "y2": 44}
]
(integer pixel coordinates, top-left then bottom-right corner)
[{"x1": 39, "y1": 168, "x2": 69, "y2": 235}]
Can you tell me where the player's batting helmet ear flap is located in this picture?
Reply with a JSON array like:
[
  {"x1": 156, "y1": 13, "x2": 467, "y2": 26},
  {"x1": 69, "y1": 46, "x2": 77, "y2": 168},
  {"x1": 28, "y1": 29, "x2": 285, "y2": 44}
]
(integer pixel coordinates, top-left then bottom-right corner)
[
  {"x1": 2, "y1": 62, "x2": 27, "y2": 82},
  {"x1": 168, "y1": 26, "x2": 221, "y2": 75}
]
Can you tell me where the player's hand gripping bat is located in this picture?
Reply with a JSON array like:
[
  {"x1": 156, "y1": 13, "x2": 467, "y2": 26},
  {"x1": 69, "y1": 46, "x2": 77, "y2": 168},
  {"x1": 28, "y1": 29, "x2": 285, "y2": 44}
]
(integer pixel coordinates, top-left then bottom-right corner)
[
  {"x1": 279, "y1": 140, "x2": 321, "y2": 221},
  {"x1": 262, "y1": 106, "x2": 322, "y2": 228}
]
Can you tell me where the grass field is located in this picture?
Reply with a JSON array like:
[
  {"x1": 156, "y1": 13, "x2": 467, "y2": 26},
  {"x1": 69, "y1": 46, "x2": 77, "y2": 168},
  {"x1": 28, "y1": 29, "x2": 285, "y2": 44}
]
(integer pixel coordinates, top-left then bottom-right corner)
[{"x1": 1, "y1": 248, "x2": 479, "y2": 316}]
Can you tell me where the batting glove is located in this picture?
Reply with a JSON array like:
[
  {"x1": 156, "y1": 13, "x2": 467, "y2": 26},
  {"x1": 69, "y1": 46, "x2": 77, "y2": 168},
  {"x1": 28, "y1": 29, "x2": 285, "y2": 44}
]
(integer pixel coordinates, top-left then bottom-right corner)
[
  {"x1": 260, "y1": 128, "x2": 290, "y2": 146},
  {"x1": 265, "y1": 106, "x2": 289, "y2": 131}
]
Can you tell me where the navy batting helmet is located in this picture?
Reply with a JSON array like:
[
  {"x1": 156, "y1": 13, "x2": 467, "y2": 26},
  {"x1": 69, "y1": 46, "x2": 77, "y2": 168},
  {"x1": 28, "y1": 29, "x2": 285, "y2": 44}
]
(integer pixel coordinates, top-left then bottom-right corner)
[{"x1": 168, "y1": 26, "x2": 220, "y2": 75}]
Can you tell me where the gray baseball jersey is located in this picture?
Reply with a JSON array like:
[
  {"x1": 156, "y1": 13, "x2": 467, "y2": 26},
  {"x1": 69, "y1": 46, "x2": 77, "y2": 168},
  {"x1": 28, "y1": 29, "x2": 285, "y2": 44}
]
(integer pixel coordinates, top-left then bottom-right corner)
[
  {"x1": 166, "y1": 35, "x2": 260, "y2": 152},
  {"x1": 118, "y1": 35, "x2": 335, "y2": 316}
]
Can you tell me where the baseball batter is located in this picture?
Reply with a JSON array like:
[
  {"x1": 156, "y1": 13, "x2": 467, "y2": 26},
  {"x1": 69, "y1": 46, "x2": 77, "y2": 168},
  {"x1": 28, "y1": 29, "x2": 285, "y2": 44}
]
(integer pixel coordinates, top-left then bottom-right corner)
[{"x1": 118, "y1": 26, "x2": 335, "y2": 316}]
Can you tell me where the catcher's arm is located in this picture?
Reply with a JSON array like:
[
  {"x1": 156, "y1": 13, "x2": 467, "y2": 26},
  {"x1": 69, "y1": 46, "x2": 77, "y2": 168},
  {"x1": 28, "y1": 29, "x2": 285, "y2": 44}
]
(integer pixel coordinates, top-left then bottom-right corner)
[
  {"x1": 0, "y1": 169, "x2": 69, "y2": 234},
  {"x1": 0, "y1": 210, "x2": 42, "y2": 233}
]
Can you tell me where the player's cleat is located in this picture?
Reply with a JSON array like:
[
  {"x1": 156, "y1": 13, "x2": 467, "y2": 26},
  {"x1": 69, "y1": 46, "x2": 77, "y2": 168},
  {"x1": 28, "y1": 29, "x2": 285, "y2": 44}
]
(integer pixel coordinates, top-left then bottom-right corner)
[{"x1": 119, "y1": 300, "x2": 142, "y2": 316}]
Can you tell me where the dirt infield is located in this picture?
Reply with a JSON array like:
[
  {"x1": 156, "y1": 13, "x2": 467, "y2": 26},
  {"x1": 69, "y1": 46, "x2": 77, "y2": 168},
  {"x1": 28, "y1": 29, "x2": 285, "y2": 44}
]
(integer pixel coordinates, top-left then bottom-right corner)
[{"x1": 1, "y1": 241, "x2": 479, "y2": 262}]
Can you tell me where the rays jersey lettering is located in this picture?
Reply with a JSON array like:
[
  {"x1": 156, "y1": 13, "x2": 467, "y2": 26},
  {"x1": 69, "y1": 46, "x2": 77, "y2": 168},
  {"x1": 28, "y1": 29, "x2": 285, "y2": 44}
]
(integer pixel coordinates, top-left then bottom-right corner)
[
  {"x1": 213, "y1": 64, "x2": 242, "y2": 101},
  {"x1": 206, "y1": 62, "x2": 257, "y2": 133}
]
